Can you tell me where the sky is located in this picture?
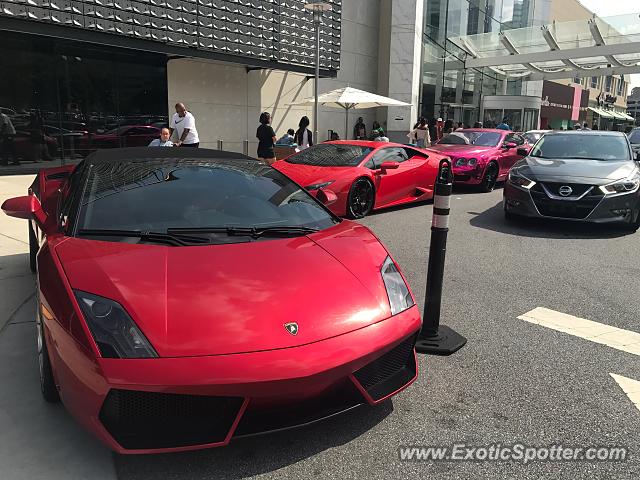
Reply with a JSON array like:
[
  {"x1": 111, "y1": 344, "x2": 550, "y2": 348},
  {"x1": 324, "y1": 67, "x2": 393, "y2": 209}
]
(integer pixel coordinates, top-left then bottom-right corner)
[{"x1": 577, "y1": 0, "x2": 640, "y2": 93}]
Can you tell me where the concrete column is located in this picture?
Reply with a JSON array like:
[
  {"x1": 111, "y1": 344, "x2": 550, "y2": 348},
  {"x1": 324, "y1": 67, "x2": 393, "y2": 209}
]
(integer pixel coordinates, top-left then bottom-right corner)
[{"x1": 384, "y1": 0, "x2": 424, "y2": 143}]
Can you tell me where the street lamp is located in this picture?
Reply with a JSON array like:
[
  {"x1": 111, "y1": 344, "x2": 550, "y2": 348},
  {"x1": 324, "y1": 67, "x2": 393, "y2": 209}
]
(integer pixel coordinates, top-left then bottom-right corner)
[{"x1": 304, "y1": 1, "x2": 331, "y2": 144}]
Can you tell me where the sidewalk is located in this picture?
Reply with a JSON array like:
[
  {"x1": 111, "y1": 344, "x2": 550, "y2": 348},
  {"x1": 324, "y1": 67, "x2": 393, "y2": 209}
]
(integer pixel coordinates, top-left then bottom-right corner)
[{"x1": 0, "y1": 175, "x2": 116, "y2": 480}]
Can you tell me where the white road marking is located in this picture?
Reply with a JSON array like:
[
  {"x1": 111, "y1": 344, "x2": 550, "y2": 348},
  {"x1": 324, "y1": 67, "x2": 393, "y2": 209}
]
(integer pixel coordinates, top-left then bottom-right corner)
[
  {"x1": 517, "y1": 307, "x2": 640, "y2": 356},
  {"x1": 610, "y1": 374, "x2": 640, "y2": 413}
]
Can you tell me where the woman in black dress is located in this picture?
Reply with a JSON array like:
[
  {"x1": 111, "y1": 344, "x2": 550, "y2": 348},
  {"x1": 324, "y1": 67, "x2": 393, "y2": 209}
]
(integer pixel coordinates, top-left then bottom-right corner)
[{"x1": 256, "y1": 112, "x2": 277, "y2": 165}]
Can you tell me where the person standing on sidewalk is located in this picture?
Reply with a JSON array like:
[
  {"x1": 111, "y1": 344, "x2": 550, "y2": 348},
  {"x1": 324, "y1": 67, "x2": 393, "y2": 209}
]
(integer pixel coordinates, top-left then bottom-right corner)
[
  {"x1": 0, "y1": 112, "x2": 17, "y2": 166},
  {"x1": 170, "y1": 103, "x2": 200, "y2": 148},
  {"x1": 408, "y1": 117, "x2": 431, "y2": 148},
  {"x1": 257, "y1": 112, "x2": 277, "y2": 165},
  {"x1": 295, "y1": 116, "x2": 313, "y2": 150}
]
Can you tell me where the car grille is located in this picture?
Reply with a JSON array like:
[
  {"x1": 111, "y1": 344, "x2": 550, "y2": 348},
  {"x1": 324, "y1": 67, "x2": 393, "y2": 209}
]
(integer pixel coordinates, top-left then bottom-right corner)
[
  {"x1": 99, "y1": 389, "x2": 244, "y2": 450},
  {"x1": 233, "y1": 379, "x2": 364, "y2": 437},
  {"x1": 530, "y1": 182, "x2": 604, "y2": 219},
  {"x1": 353, "y1": 335, "x2": 417, "y2": 401}
]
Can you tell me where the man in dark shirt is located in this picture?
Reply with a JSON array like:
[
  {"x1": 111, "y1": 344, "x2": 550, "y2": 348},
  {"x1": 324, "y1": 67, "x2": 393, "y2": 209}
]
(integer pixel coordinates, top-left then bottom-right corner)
[{"x1": 257, "y1": 112, "x2": 277, "y2": 165}]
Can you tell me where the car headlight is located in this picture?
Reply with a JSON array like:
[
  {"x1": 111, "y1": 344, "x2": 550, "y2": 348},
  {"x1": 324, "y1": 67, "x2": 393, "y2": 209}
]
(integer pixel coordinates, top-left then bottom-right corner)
[
  {"x1": 75, "y1": 290, "x2": 157, "y2": 359},
  {"x1": 381, "y1": 256, "x2": 414, "y2": 315},
  {"x1": 305, "y1": 181, "x2": 335, "y2": 191},
  {"x1": 467, "y1": 158, "x2": 478, "y2": 167},
  {"x1": 508, "y1": 170, "x2": 536, "y2": 189},
  {"x1": 455, "y1": 158, "x2": 467, "y2": 167},
  {"x1": 599, "y1": 172, "x2": 640, "y2": 195}
]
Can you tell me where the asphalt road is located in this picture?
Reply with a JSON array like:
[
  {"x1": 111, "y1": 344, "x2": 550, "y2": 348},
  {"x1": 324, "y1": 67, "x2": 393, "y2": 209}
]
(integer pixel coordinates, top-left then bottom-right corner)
[{"x1": 2, "y1": 185, "x2": 640, "y2": 479}]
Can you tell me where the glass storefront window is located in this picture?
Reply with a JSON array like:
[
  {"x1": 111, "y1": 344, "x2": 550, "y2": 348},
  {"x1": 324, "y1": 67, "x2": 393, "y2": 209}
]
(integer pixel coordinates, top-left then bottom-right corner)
[
  {"x1": 0, "y1": 31, "x2": 168, "y2": 173},
  {"x1": 504, "y1": 109, "x2": 523, "y2": 131}
]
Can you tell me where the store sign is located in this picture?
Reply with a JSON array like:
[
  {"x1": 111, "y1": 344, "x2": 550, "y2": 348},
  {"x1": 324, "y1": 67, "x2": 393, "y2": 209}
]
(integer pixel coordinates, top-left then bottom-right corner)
[{"x1": 541, "y1": 81, "x2": 589, "y2": 121}]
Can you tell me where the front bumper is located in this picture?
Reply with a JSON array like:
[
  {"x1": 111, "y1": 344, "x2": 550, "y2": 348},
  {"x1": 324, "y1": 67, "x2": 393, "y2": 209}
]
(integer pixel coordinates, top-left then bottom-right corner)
[
  {"x1": 453, "y1": 165, "x2": 483, "y2": 185},
  {"x1": 503, "y1": 181, "x2": 640, "y2": 225},
  {"x1": 64, "y1": 306, "x2": 421, "y2": 454}
]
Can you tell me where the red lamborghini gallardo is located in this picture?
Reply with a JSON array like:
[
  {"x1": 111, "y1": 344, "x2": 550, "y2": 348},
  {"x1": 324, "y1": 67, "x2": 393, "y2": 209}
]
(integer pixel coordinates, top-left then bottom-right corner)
[
  {"x1": 273, "y1": 141, "x2": 446, "y2": 218},
  {"x1": 2, "y1": 148, "x2": 422, "y2": 454}
]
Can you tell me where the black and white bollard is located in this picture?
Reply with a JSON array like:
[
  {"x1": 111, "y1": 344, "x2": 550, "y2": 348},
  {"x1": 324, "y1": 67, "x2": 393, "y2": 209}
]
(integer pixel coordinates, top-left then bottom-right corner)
[{"x1": 415, "y1": 159, "x2": 467, "y2": 356}]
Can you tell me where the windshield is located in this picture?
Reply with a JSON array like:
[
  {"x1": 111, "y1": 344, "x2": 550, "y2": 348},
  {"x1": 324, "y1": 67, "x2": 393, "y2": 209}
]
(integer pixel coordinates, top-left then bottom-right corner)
[
  {"x1": 530, "y1": 134, "x2": 631, "y2": 160},
  {"x1": 629, "y1": 130, "x2": 640, "y2": 144},
  {"x1": 76, "y1": 159, "x2": 338, "y2": 236},
  {"x1": 524, "y1": 133, "x2": 542, "y2": 144},
  {"x1": 437, "y1": 131, "x2": 502, "y2": 147},
  {"x1": 286, "y1": 144, "x2": 374, "y2": 166}
]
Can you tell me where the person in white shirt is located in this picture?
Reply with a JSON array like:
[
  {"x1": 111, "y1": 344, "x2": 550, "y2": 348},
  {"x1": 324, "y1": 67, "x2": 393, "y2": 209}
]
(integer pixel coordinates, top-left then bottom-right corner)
[
  {"x1": 148, "y1": 128, "x2": 174, "y2": 147},
  {"x1": 169, "y1": 103, "x2": 200, "y2": 147},
  {"x1": 408, "y1": 117, "x2": 431, "y2": 148},
  {"x1": 294, "y1": 116, "x2": 313, "y2": 150}
]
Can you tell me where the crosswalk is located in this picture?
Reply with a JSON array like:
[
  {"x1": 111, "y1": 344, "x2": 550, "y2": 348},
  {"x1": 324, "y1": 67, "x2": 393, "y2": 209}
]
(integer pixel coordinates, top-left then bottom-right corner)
[{"x1": 518, "y1": 307, "x2": 640, "y2": 414}]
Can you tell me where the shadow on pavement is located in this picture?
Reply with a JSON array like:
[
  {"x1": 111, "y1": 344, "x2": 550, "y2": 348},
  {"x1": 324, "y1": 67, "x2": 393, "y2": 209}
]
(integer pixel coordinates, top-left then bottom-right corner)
[
  {"x1": 114, "y1": 401, "x2": 393, "y2": 480},
  {"x1": 0, "y1": 298, "x2": 116, "y2": 480},
  {"x1": 468, "y1": 202, "x2": 633, "y2": 240}
]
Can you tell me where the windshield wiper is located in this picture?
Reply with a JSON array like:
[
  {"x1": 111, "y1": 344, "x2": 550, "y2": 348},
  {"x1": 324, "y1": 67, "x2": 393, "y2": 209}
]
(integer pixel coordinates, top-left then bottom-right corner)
[
  {"x1": 77, "y1": 229, "x2": 211, "y2": 246},
  {"x1": 167, "y1": 226, "x2": 319, "y2": 239}
]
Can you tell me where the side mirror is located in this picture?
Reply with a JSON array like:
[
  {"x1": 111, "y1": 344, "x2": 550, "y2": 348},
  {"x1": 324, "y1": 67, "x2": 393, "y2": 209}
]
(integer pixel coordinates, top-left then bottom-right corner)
[
  {"x1": 1, "y1": 195, "x2": 47, "y2": 227},
  {"x1": 517, "y1": 147, "x2": 529, "y2": 157},
  {"x1": 316, "y1": 188, "x2": 338, "y2": 206},
  {"x1": 379, "y1": 161, "x2": 400, "y2": 171},
  {"x1": 503, "y1": 142, "x2": 518, "y2": 149}
]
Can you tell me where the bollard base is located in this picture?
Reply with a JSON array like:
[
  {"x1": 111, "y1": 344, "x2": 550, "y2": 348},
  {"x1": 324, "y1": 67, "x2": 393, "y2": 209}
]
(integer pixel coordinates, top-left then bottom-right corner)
[{"x1": 415, "y1": 325, "x2": 467, "y2": 356}]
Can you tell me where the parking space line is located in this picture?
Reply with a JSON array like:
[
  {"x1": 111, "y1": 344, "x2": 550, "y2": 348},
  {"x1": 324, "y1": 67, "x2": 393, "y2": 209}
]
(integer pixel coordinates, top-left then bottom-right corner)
[
  {"x1": 610, "y1": 374, "x2": 640, "y2": 413},
  {"x1": 517, "y1": 307, "x2": 640, "y2": 356}
]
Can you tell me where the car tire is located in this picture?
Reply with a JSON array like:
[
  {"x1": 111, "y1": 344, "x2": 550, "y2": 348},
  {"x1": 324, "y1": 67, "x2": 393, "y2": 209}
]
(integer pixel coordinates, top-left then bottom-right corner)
[
  {"x1": 347, "y1": 178, "x2": 375, "y2": 219},
  {"x1": 479, "y1": 162, "x2": 499, "y2": 193},
  {"x1": 37, "y1": 310, "x2": 60, "y2": 403},
  {"x1": 504, "y1": 209, "x2": 519, "y2": 222},
  {"x1": 28, "y1": 223, "x2": 38, "y2": 273}
]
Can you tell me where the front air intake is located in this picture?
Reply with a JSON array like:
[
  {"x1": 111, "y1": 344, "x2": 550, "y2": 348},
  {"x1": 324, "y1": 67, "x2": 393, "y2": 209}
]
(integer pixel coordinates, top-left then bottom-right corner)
[
  {"x1": 99, "y1": 389, "x2": 244, "y2": 450},
  {"x1": 353, "y1": 335, "x2": 417, "y2": 401}
]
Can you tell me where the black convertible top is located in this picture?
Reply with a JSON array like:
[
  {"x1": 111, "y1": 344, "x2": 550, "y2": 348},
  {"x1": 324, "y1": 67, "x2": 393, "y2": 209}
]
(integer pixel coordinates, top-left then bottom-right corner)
[{"x1": 84, "y1": 147, "x2": 256, "y2": 164}]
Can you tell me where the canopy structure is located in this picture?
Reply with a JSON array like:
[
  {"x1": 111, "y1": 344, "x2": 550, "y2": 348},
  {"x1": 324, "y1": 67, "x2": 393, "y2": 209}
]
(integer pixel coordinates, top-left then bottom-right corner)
[
  {"x1": 447, "y1": 12, "x2": 640, "y2": 81},
  {"x1": 289, "y1": 86, "x2": 409, "y2": 139}
]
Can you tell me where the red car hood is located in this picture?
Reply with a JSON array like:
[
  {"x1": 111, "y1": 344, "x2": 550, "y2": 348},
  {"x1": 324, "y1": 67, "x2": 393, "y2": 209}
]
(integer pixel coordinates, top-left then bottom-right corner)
[
  {"x1": 274, "y1": 161, "x2": 353, "y2": 187},
  {"x1": 428, "y1": 144, "x2": 496, "y2": 157},
  {"x1": 55, "y1": 222, "x2": 393, "y2": 357}
]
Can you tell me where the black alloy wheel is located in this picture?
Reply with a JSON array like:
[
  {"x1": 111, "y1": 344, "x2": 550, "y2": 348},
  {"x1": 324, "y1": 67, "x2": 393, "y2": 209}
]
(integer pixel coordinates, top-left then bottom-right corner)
[
  {"x1": 36, "y1": 304, "x2": 60, "y2": 403},
  {"x1": 480, "y1": 162, "x2": 499, "y2": 193},
  {"x1": 347, "y1": 178, "x2": 375, "y2": 219}
]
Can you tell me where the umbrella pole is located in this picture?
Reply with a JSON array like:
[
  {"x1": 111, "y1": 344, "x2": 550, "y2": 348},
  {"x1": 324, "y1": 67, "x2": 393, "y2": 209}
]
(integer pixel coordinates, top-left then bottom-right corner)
[{"x1": 345, "y1": 106, "x2": 349, "y2": 141}]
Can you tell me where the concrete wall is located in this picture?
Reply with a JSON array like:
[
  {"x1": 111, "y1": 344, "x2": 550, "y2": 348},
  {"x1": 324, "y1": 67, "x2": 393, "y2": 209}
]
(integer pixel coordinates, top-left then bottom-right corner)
[
  {"x1": 167, "y1": 0, "x2": 383, "y2": 153},
  {"x1": 382, "y1": 0, "x2": 424, "y2": 143},
  {"x1": 167, "y1": 58, "x2": 313, "y2": 155},
  {"x1": 318, "y1": 0, "x2": 382, "y2": 141}
]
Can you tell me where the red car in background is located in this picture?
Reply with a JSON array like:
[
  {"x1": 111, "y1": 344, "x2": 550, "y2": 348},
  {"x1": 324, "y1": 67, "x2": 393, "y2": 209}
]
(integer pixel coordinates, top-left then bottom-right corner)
[
  {"x1": 427, "y1": 129, "x2": 531, "y2": 192},
  {"x1": 90, "y1": 125, "x2": 161, "y2": 149},
  {"x1": 274, "y1": 141, "x2": 446, "y2": 218},
  {"x1": 1, "y1": 147, "x2": 421, "y2": 454}
]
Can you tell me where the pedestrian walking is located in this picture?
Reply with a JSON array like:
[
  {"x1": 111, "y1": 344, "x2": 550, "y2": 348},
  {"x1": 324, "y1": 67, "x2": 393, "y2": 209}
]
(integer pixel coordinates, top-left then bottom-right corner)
[
  {"x1": 408, "y1": 117, "x2": 431, "y2": 148},
  {"x1": 256, "y1": 112, "x2": 277, "y2": 165},
  {"x1": 294, "y1": 116, "x2": 313, "y2": 150},
  {"x1": 170, "y1": 103, "x2": 200, "y2": 147}
]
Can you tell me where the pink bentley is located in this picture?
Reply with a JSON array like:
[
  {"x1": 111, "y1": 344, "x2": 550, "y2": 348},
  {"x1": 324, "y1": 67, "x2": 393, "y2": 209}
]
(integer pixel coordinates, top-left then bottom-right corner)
[{"x1": 428, "y1": 129, "x2": 531, "y2": 192}]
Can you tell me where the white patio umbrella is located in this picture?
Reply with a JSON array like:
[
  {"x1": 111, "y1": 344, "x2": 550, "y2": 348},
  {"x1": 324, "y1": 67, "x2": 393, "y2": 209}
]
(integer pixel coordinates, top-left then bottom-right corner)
[{"x1": 288, "y1": 86, "x2": 410, "y2": 140}]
